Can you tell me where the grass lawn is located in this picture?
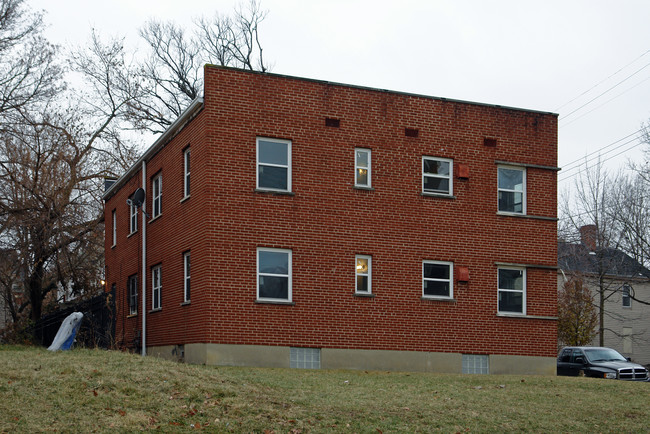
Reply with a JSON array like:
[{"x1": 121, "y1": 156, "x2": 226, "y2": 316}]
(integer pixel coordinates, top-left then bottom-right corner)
[{"x1": 1, "y1": 345, "x2": 648, "y2": 432}]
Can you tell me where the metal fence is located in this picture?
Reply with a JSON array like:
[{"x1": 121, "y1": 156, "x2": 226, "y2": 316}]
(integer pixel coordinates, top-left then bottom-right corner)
[{"x1": 34, "y1": 288, "x2": 116, "y2": 349}]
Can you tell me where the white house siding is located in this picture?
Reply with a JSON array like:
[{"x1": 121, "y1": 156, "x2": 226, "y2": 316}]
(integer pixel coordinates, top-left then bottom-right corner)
[{"x1": 558, "y1": 274, "x2": 650, "y2": 366}]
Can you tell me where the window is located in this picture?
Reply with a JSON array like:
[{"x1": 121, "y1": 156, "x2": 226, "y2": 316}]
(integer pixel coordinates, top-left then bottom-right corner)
[
  {"x1": 462, "y1": 354, "x2": 489, "y2": 374},
  {"x1": 355, "y1": 148, "x2": 371, "y2": 187},
  {"x1": 184, "y1": 147, "x2": 191, "y2": 198},
  {"x1": 622, "y1": 284, "x2": 631, "y2": 308},
  {"x1": 184, "y1": 251, "x2": 191, "y2": 303},
  {"x1": 257, "y1": 137, "x2": 291, "y2": 191},
  {"x1": 152, "y1": 265, "x2": 162, "y2": 310},
  {"x1": 559, "y1": 348, "x2": 572, "y2": 363},
  {"x1": 498, "y1": 166, "x2": 525, "y2": 214},
  {"x1": 290, "y1": 347, "x2": 321, "y2": 369},
  {"x1": 422, "y1": 261, "x2": 453, "y2": 299},
  {"x1": 111, "y1": 210, "x2": 116, "y2": 246},
  {"x1": 128, "y1": 274, "x2": 138, "y2": 315},
  {"x1": 498, "y1": 267, "x2": 525, "y2": 314},
  {"x1": 129, "y1": 197, "x2": 138, "y2": 234},
  {"x1": 152, "y1": 174, "x2": 162, "y2": 218},
  {"x1": 257, "y1": 248, "x2": 291, "y2": 302},
  {"x1": 355, "y1": 255, "x2": 372, "y2": 294},
  {"x1": 423, "y1": 157, "x2": 453, "y2": 195}
]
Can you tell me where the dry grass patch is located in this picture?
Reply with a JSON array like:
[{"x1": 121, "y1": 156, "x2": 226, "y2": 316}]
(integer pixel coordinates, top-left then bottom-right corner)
[{"x1": 1, "y1": 345, "x2": 649, "y2": 432}]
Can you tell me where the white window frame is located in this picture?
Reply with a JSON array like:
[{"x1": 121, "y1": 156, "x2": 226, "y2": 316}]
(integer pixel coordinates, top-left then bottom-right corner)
[
  {"x1": 184, "y1": 147, "x2": 191, "y2": 198},
  {"x1": 152, "y1": 265, "x2": 162, "y2": 310},
  {"x1": 497, "y1": 166, "x2": 526, "y2": 215},
  {"x1": 184, "y1": 251, "x2": 191, "y2": 303},
  {"x1": 355, "y1": 148, "x2": 371, "y2": 188},
  {"x1": 257, "y1": 248, "x2": 292, "y2": 302},
  {"x1": 152, "y1": 174, "x2": 162, "y2": 218},
  {"x1": 256, "y1": 137, "x2": 291, "y2": 192},
  {"x1": 111, "y1": 209, "x2": 116, "y2": 247},
  {"x1": 129, "y1": 198, "x2": 138, "y2": 234},
  {"x1": 422, "y1": 156, "x2": 453, "y2": 196},
  {"x1": 422, "y1": 260, "x2": 454, "y2": 300},
  {"x1": 497, "y1": 267, "x2": 526, "y2": 315},
  {"x1": 355, "y1": 255, "x2": 372, "y2": 294},
  {"x1": 128, "y1": 274, "x2": 138, "y2": 315},
  {"x1": 622, "y1": 284, "x2": 631, "y2": 308}
]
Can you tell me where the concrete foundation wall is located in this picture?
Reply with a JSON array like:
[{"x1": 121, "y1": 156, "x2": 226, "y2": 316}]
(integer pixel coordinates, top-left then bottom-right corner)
[
  {"x1": 150, "y1": 343, "x2": 556, "y2": 376},
  {"x1": 490, "y1": 354, "x2": 556, "y2": 376}
]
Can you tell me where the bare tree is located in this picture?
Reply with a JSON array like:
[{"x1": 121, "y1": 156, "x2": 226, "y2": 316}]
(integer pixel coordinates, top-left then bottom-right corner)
[
  {"x1": 136, "y1": 0, "x2": 268, "y2": 133},
  {"x1": 0, "y1": 0, "x2": 62, "y2": 116},
  {"x1": 559, "y1": 162, "x2": 627, "y2": 346},
  {"x1": 0, "y1": 31, "x2": 144, "y2": 325},
  {"x1": 197, "y1": 0, "x2": 268, "y2": 72}
]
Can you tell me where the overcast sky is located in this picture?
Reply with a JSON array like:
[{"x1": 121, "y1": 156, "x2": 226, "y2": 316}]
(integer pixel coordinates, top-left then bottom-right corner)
[{"x1": 31, "y1": 0, "x2": 650, "y2": 191}]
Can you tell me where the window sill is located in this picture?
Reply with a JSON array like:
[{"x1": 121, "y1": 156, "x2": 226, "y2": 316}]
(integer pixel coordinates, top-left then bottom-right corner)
[
  {"x1": 354, "y1": 185, "x2": 374, "y2": 191},
  {"x1": 127, "y1": 314, "x2": 138, "y2": 318},
  {"x1": 421, "y1": 297, "x2": 456, "y2": 302},
  {"x1": 149, "y1": 214, "x2": 162, "y2": 224},
  {"x1": 180, "y1": 301, "x2": 191, "y2": 306},
  {"x1": 421, "y1": 192, "x2": 456, "y2": 199},
  {"x1": 149, "y1": 308, "x2": 162, "y2": 313},
  {"x1": 496, "y1": 212, "x2": 557, "y2": 221},
  {"x1": 254, "y1": 189, "x2": 295, "y2": 196},
  {"x1": 354, "y1": 292, "x2": 375, "y2": 298},
  {"x1": 180, "y1": 195, "x2": 190, "y2": 204},
  {"x1": 497, "y1": 313, "x2": 557, "y2": 320},
  {"x1": 255, "y1": 299, "x2": 295, "y2": 305},
  {"x1": 127, "y1": 231, "x2": 138, "y2": 238}
]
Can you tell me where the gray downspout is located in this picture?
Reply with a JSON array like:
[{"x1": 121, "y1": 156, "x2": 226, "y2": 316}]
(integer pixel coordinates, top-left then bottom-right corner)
[{"x1": 141, "y1": 161, "x2": 147, "y2": 356}]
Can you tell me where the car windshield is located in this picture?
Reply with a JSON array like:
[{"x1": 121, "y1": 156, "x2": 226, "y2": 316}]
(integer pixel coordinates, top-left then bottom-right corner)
[{"x1": 584, "y1": 348, "x2": 627, "y2": 362}]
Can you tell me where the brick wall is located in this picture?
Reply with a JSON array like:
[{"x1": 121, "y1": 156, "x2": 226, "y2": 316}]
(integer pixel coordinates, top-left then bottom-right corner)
[{"x1": 106, "y1": 66, "x2": 558, "y2": 358}]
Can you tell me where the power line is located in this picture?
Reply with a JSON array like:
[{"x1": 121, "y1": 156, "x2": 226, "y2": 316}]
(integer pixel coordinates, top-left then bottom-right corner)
[
  {"x1": 555, "y1": 50, "x2": 650, "y2": 112},
  {"x1": 559, "y1": 60, "x2": 650, "y2": 121},
  {"x1": 555, "y1": 49, "x2": 650, "y2": 113},
  {"x1": 560, "y1": 75, "x2": 650, "y2": 128},
  {"x1": 559, "y1": 138, "x2": 644, "y2": 183},
  {"x1": 560, "y1": 128, "x2": 644, "y2": 173}
]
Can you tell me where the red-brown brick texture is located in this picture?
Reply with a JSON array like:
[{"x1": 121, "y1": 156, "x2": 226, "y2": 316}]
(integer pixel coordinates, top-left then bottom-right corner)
[{"x1": 105, "y1": 66, "x2": 558, "y2": 358}]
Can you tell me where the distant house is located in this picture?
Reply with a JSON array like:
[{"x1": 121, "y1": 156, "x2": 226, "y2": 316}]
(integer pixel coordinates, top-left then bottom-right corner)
[
  {"x1": 558, "y1": 226, "x2": 650, "y2": 365},
  {"x1": 103, "y1": 66, "x2": 559, "y2": 375}
]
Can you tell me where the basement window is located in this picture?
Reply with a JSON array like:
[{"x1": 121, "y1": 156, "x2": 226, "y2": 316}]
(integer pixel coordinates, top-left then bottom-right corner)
[
  {"x1": 290, "y1": 347, "x2": 321, "y2": 369},
  {"x1": 462, "y1": 354, "x2": 489, "y2": 374}
]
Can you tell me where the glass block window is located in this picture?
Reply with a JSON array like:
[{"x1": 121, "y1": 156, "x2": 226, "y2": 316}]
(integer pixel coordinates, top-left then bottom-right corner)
[
  {"x1": 462, "y1": 354, "x2": 489, "y2": 374},
  {"x1": 290, "y1": 347, "x2": 321, "y2": 369}
]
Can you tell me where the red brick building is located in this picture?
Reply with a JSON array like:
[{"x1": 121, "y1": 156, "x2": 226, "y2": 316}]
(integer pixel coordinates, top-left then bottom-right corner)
[{"x1": 103, "y1": 66, "x2": 558, "y2": 374}]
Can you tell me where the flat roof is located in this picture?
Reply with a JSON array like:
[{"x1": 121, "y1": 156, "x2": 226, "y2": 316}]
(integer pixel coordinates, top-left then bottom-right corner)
[{"x1": 104, "y1": 67, "x2": 558, "y2": 201}]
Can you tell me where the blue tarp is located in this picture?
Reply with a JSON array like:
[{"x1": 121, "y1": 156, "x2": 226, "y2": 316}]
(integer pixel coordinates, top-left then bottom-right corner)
[{"x1": 47, "y1": 312, "x2": 83, "y2": 351}]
